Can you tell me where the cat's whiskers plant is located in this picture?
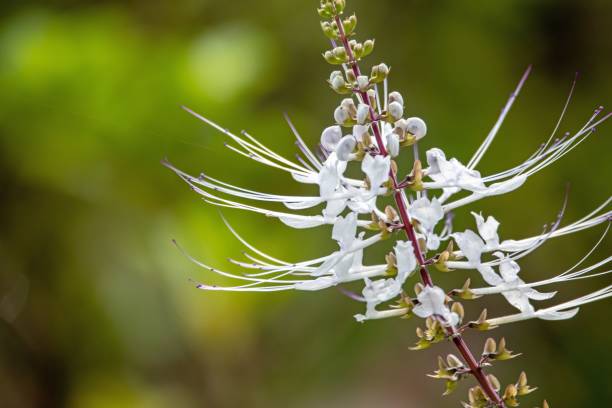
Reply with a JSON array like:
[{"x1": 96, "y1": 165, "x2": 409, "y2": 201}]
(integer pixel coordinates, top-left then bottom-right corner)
[{"x1": 165, "y1": 0, "x2": 611, "y2": 406}]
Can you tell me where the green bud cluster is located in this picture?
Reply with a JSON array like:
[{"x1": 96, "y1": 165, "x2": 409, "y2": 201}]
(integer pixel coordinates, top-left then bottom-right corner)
[
  {"x1": 317, "y1": 0, "x2": 346, "y2": 18},
  {"x1": 428, "y1": 354, "x2": 469, "y2": 396},
  {"x1": 499, "y1": 372, "x2": 538, "y2": 407},
  {"x1": 411, "y1": 316, "x2": 446, "y2": 350},
  {"x1": 320, "y1": 14, "x2": 357, "y2": 39},
  {"x1": 482, "y1": 337, "x2": 521, "y2": 361},
  {"x1": 322, "y1": 39, "x2": 375, "y2": 64}
]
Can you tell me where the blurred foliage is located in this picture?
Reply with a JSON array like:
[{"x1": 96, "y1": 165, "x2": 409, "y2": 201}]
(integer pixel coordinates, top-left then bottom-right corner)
[{"x1": 0, "y1": 0, "x2": 610, "y2": 407}]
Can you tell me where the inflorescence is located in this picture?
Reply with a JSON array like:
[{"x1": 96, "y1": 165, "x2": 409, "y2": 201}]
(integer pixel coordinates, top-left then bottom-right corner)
[{"x1": 165, "y1": 1, "x2": 611, "y2": 406}]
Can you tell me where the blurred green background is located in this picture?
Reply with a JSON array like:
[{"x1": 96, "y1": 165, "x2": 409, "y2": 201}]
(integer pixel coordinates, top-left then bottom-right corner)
[{"x1": 0, "y1": 0, "x2": 610, "y2": 407}]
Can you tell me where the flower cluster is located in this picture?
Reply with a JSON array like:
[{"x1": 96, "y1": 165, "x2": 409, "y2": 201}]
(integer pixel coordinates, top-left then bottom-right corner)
[{"x1": 166, "y1": 1, "x2": 610, "y2": 406}]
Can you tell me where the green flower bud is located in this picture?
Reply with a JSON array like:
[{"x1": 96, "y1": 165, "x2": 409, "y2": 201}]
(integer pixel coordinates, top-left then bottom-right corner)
[
  {"x1": 370, "y1": 62, "x2": 389, "y2": 83},
  {"x1": 320, "y1": 21, "x2": 338, "y2": 39},
  {"x1": 323, "y1": 50, "x2": 340, "y2": 65},
  {"x1": 332, "y1": 46, "x2": 348, "y2": 62},
  {"x1": 352, "y1": 42, "x2": 363, "y2": 59},
  {"x1": 334, "y1": 0, "x2": 346, "y2": 14},
  {"x1": 362, "y1": 39, "x2": 375, "y2": 57},
  {"x1": 343, "y1": 14, "x2": 357, "y2": 35},
  {"x1": 317, "y1": 2, "x2": 334, "y2": 19}
]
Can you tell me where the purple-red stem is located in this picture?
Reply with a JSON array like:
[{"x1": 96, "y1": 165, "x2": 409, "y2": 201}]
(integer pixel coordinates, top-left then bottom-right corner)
[{"x1": 333, "y1": 14, "x2": 504, "y2": 407}]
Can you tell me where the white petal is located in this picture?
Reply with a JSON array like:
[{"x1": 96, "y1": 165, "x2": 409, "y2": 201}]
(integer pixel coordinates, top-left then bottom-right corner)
[
  {"x1": 332, "y1": 212, "x2": 358, "y2": 250},
  {"x1": 352, "y1": 124, "x2": 369, "y2": 142},
  {"x1": 498, "y1": 256, "x2": 520, "y2": 282},
  {"x1": 536, "y1": 308, "x2": 579, "y2": 321},
  {"x1": 409, "y1": 197, "x2": 444, "y2": 232},
  {"x1": 294, "y1": 276, "x2": 336, "y2": 291},
  {"x1": 502, "y1": 290, "x2": 535, "y2": 314},
  {"x1": 452, "y1": 230, "x2": 485, "y2": 266},
  {"x1": 362, "y1": 154, "x2": 391, "y2": 195},
  {"x1": 278, "y1": 215, "x2": 326, "y2": 229},
  {"x1": 395, "y1": 240, "x2": 418, "y2": 280},
  {"x1": 321, "y1": 125, "x2": 342, "y2": 151},
  {"x1": 476, "y1": 265, "x2": 504, "y2": 286},
  {"x1": 472, "y1": 212, "x2": 500, "y2": 248},
  {"x1": 485, "y1": 175, "x2": 527, "y2": 196}
]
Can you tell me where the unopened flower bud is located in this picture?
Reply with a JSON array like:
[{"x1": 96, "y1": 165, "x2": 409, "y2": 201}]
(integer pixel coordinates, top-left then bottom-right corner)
[
  {"x1": 384, "y1": 205, "x2": 398, "y2": 221},
  {"x1": 362, "y1": 39, "x2": 375, "y2": 57},
  {"x1": 446, "y1": 354, "x2": 463, "y2": 368},
  {"x1": 342, "y1": 14, "x2": 357, "y2": 35},
  {"x1": 321, "y1": 125, "x2": 342, "y2": 151},
  {"x1": 367, "y1": 89, "x2": 377, "y2": 108},
  {"x1": 352, "y1": 124, "x2": 369, "y2": 142},
  {"x1": 340, "y1": 98, "x2": 356, "y2": 114},
  {"x1": 487, "y1": 374, "x2": 501, "y2": 391},
  {"x1": 356, "y1": 103, "x2": 370, "y2": 124},
  {"x1": 386, "y1": 132, "x2": 400, "y2": 157},
  {"x1": 332, "y1": 46, "x2": 347, "y2": 62},
  {"x1": 388, "y1": 101, "x2": 404, "y2": 121},
  {"x1": 377, "y1": 62, "x2": 389, "y2": 77},
  {"x1": 334, "y1": 0, "x2": 346, "y2": 14},
  {"x1": 356, "y1": 75, "x2": 370, "y2": 91},
  {"x1": 451, "y1": 302, "x2": 464, "y2": 322},
  {"x1": 329, "y1": 70, "x2": 344, "y2": 86},
  {"x1": 320, "y1": 21, "x2": 337, "y2": 39},
  {"x1": 336, "y1": 136, "x2": 356, "y2": 161},
  {"x1": 388, "y1": 91, "x2": 404, "y2": 106},
  {"x1": 406, "y1": 117, "x2": 427, "y2": 140},
  {"x1": 334, "y1": 106, "x2": 349, "y2": 125},
  {"x1": 345, "y1": 68, "x2": 356, "y2": 83},
  {"x1": 370, "y1": 62, "x2": 389, "y2": 83},
  {"x1": 483, "y1": 337, "x2": 497, "y2": 355}
]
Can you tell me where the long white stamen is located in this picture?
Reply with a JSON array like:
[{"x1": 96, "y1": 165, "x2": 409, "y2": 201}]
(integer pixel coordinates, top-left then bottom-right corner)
[{"x1": 467, "y1": 66, "x2": 532, "y2": 170}]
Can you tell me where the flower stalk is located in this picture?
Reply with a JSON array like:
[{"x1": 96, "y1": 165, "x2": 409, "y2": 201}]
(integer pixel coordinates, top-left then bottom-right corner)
[{"x1": 331, "y1": 6, "x2": 504, "y2": 406}]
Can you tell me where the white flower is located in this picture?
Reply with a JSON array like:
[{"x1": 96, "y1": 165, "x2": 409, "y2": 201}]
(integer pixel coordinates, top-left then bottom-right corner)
[
  {"x1": 409, "y1": 197, "x2": 444, "y2": 232},
  {"x1": 425, "y1": 148, "x2": 486, "y2": 192},
  {"x1": 409, "y1": 197, "x2": 444, "y2": 250},
  {"x1": 413, "y1": 285, "x2": 458, "y2": 326},
  {"x1": 452, "y1": 230, "x2": 485, "y2": 266},
  {"x1": 321, "y1": 125, "x2": 342, "y2": 151},
  {"x1": 332, "y1": 212, "x2": 358, "y2": 250},
  {"x1": 472, "y1": 212, "x2": 500, "y2": 248},
  {"x1": 494, "y1": 253, "x2": 556, "y2": 313},
  {"x1": 362, "y1": 154, "x2": 390, "y2": 195}
]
